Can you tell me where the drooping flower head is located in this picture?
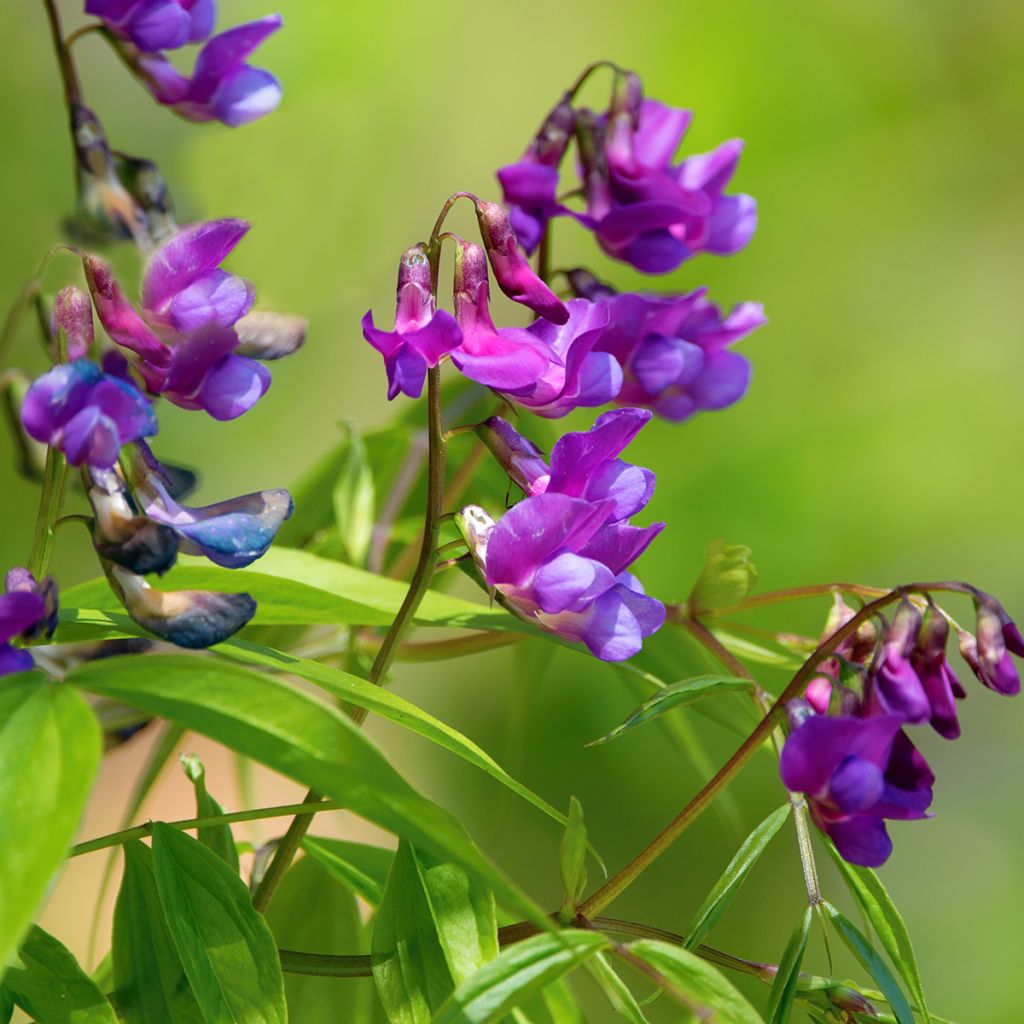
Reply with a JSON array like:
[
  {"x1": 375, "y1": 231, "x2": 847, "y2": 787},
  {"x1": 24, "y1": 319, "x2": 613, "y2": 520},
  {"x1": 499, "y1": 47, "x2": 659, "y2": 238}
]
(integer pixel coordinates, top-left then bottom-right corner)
[
  {"x1": 86, "y1": 0, "x2": 215, "y2": 52},
  {"x1": 0, "y1": 569, "x2": 58, "y2": 676},
  {"x1": 361, "y1": 244, "x2": 462, "y2": 400},
  {"x1": 21, "y1": 359, "x2": 156, "y2": 469},
  {"x1": 570, "y1": 269, "x2": 766, "y2": 422}
]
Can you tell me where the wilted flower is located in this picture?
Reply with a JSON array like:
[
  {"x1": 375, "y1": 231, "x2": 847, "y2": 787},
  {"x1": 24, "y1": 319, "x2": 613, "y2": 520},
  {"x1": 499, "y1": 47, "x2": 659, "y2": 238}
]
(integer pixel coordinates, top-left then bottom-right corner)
[
  {"x1": 570, "y1": 270, "x2": 765, "y2": 422},
  {"x1": 780, "y1": 711, "x2": 934, "y2": 867},
  {"x1": 86, "y1": 0, "x2": 214, "y2": 52},
  {"x1": 0, "y1": 569, "x2": 57, "y2": 676},
  {"x1": 21, "y1": 359, "x2": 156, "y2": 469},
  {"x1": 362, "y1": 244, "x2": 462, "y2": 400}
]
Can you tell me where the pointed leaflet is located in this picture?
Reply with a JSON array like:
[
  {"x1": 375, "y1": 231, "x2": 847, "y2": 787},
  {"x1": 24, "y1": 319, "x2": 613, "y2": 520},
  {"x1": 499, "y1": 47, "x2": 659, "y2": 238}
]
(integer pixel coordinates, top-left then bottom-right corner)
[
  {"x1": 151, "y1": 823, "x2": 288, "y2": 1024},
  {"x1": 180, "y1": 752, "x2": 239, "y2": 871},
  {"x1": 824, "y1": 842, "x2": 930, "y2": 1023},
  {"x1": 3, "y1": 926, "x2": 117, "y2": 1024},
  {"x1": 585, "y1": 953, "x2": 651, "y2": 1024},
  {"x1": 688, "y1": 539, "x2": 758, "y2": 617},
  {"x1": 588, "y1": 675, "x2": 755, "y2": 746},
  {"x1": 620, "y1": 940, "x2": 763, "y2": 1024},
  {"x1": 685, "y1": 804, "x2": 791, "y2": 949},
  {"x1": 431, "y1": 931, "x2": 610, "y2": 1024},
  {"x1": 66, "y1": 655, "x2": 546, "y2": 922},
  {"x1": 112, "y1": 841, "x2": 205, "y2": 1024},
  {"x1": 333, "y1": 422, "x2": 376, "y2": 565},
  {"x1": 372, "y1": 840, "x2": 499, "y2": 1022},
  {"x1": 0, "y1": 674, "x2": 101, "y2": 966},
  {"x1": 301, "y1": 836, "x2": 394, "y2": 908},
  {"x1": 559, "y1": 798, "x2": 587, "y2": 922},
  {"x1": 822, "y1": 902, "x2": 914, "y2": 1024},
  {"x1": 765, "y1": 908, "x2": 811, "y2": 1024},
  {"x1": 266, "y1": 854, "x2": 367, "y2": 1022}
]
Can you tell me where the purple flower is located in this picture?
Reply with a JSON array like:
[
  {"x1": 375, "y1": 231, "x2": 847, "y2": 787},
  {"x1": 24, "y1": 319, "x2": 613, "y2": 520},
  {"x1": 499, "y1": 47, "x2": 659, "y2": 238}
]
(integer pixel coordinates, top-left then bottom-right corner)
[
  {"x1": 129, "y1": 16, "x2": 283, "y2": 126},
  {"x1": 496, "y1": 94, "x2": 576, "y2": 254},
  {"x1": 571, "y1": 270, "x2": 765, "y2": 422},
  {"x1": 864, "y1": 600, "x2": 931, "y2": 724},
  {"x1": 362, "y1": 245, "x2": 462, "y2": 400},
  {"x1": 479, "y1": 409, "x2": 655, "y2": 524},
  {"x1": 780, "y1": 712, "x2": 934, "y2": 867},
  {"x1": 0, "y1": 569, "x2": 57, "y2": 676},
  {"x1": 578, "y1": 99, "x2": 757, "y2": 274},
  {"x1": 21, "y1": 359, "x2": 157, "y2": 469},
  {"x1": 84, "y1": 220, "x2": 295, "y2": 420},
  {"x1": 908, "y1": 605, "x2": 964, "y2": 740},
  {"x1": 86, "y1": 0, "x2": 214, "y2": 52},
  {"x1": 457, "y1": 492, "x2": 665, "y2": 662},
  {"x1": 962, "y1": 596, "x2": 1023, "y2": 696}
]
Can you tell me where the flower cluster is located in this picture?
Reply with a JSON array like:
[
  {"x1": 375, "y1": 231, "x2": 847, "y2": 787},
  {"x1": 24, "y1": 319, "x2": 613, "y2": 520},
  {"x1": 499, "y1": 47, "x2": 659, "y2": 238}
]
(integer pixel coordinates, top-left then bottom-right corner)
[{"x1": 781, "y1": 591, "x2": 1024, "y2": 865}]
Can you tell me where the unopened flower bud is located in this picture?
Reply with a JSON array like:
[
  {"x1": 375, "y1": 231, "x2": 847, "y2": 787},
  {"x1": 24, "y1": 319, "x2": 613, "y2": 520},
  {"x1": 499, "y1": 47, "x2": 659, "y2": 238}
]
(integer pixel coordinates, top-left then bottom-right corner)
[
  {"x1": 112, "y1": 151, "x2": 177, "y2": 245},
  {"x1": 868, "y1": 599, "x2": 930, "y2": 722},
  {"x1": 475, "y1": 417, "x2": 549, "y2": 496},
  {"x1": 606, "y1": 70, "x2": 645, "y2": 174},
  {"x1": 395, "y1": 244, "x2": 434, "y2": 332},
  {"x1": 565, "y1": 268, "x2": 616, "y2": 302},
  {"x1": 973, "y1": 596, "x2": 1020, "y2": 695},
  {"x1": 4, "y1": 568, "x2": 59, "y2": 640},
  {"x1": 526, "y1": 92, "x2": 576, "y2": 168},
  {"x1": 473, "y1": 200, "x2": 569, "y2": 324},
  {"x1": 804, "y1": 674, "x2": 833, "y2": 715},
  {"x1": 52, "y1": 286, "x2": 94, "y2": 361},
  {"x1": 454, "y1": 505, "x2": 497, "y2": 577}
]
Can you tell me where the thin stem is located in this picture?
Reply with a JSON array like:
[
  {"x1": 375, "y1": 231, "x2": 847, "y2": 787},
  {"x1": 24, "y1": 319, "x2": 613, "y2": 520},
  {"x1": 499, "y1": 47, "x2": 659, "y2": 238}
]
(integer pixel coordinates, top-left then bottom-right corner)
[
  {"x1": 536, "y1": 225, "x2": 552, "y2": 285},
  {"x1": 429, "y1": 192, "x2": 478, "y2": 250},
  {"x1": 577, "y1": 583, "x2": 971, "y2": 918},
  {"x1": 709, "y1": 582, "x2": 888, "y2": 618},
  {"x1": 566, "y1": 60, "x2": 622, "y2": 100},
  {"x1": 42, "y1": 0, "x2": 83, "y2": 103},
  {"x1": 70, "y1": 799, "x2": 346, "y2": 857},
  {"x1": 65, "y1": 22, "x2": 103, "y2": 48},
  {"x1": 674, "y1": 614, "x2": 750, "y2": 680},
  {"x1": 26, "y1": 445, "x2": 67, "y2": 579},
  {"x1": 790, "y1": 794, "x2": 822, "y2": 906},
  {"x1": 251, "y1": 792, "x2": 323, "y2": 912}
]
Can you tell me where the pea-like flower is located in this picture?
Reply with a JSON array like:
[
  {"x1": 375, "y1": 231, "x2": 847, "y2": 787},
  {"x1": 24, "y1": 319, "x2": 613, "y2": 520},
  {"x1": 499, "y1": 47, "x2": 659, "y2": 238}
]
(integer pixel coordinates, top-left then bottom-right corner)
[
  {"x1": 362, "y1": 245, "x2": 462, "y2": 400},
  {"x1": 21, "y1": 359, "x2": 156, "y2": 469},
  {"x1": 780, "y1": 711, "x2": 934, "y2": 867},
  {"x1": 0, "y1": 569, "x2": 57, "y2": 676},
  {"x1": 571, "y1": 270, "x2": 765, "y2": 422},
  {"x1": 86, "y1": 0, "x2": 214, "y2": 53}
]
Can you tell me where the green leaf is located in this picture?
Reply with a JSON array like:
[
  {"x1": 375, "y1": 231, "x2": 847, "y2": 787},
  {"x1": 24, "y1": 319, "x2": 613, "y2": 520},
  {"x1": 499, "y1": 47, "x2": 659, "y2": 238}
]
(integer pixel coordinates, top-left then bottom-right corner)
[
  {"x1": 823, "y1": 901, "x2": 914, "y2": 1024},
  {"x1": 333, "y1": 422, "x2": 376, "y2": 565},
  {"x1": 585, "y1": 952, "x2": 650, "y2": 1024},
  {"x1": 765, "y1": 907, "x2": 811, "y2": 1024},
  {"x1": 3, "y1": 926, "x2": 118, "y2": 1024},
  {"x1": 67, "y1": 654, "x2": 543, "y2": 921},
  {"x1": 708, "y1": 629, "x2": 804, "y2": 669},
  {"x1": 112, "y1": 841, "x2": 205, "y2": 1024},
  {"x1": 372, "y1": 840, "x2": 498, "y2": 1022},
  {"x1": 558, "y1": 798, "x2": 587, "y2": 921},
  {"x1": 685, "y1": 804, "x2": 791, "y2": 949},
  {"x1": 621, "y1": 940, "x2": 763, "y2": 1024},
  {"x1": 587, "y1": 675, "x2": 755, "y2": 747},
  {"x1": 824, "y1": 843, "x2": 929, "y2": 1023},
  {"x1": 688, "y1": 540, "x2": 758, "y2": 617},
  {"x1": 266, "y1": 853, "x2": 367, "y2": 1022},
  {"x1": 431, "y1": 930, "x2": 610, "y2": 1024},
  {"x1": 0, "y1": 986, "x2": 11, "y2": 1024},
  {"x1": 151, "y1": 822, "x2": 288, "y2": 1024},
  {"x1": 301, "y1": 836, "x2": 394, "y2": 908},
  {"x1": 0, "y1": 674, "x2": 101, "y2": 965},
  {"x1": 180, "y1": 753, "x2": 240, "y2": 872}
]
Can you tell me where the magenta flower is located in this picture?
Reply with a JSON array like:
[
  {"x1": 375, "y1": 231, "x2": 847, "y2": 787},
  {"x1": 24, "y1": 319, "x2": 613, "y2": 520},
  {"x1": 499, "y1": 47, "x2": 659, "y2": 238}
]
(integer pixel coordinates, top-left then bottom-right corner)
[
  {"x1": 572, "y1": 270, "x2": 765, "y2": 422},
  {"x1": 780, "y1": 712, "x2": 934, "y2": 867},
  {"x1": 362, "y1": 245, "x2": 462, "y2": 400},
  {"x1": 0, "y1": 569, "x2": 57, "y2": 676},
  {"x1": 21, "y1": 359, "x2": 156, "y2": 469},
  {"x1": 86, "y1": 0, "x2": 214, "y2": 52},
  {"x1": 129, "y1": 15, "x2": 283, "y2": 126}
]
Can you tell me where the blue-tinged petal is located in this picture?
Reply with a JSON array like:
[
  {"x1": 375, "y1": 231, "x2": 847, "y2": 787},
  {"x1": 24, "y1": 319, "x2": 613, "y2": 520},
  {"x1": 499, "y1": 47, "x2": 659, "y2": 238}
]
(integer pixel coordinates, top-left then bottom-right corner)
[
  {"x1": 825, "y1": 814, "x2": 893, "y2": 868},
  {"x1": 196, "y1": 354, "x2": 271, "y2": 420},
  {"x1": 0, "y1": 644, "x2": 34, "y2": 676},
  {"x1": 532, "y1": 553, "x2": 616, "y2": 614}
]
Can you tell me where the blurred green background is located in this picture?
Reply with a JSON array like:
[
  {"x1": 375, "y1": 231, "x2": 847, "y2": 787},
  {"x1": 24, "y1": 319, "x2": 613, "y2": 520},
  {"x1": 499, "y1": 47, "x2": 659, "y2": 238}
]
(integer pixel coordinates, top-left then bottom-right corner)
[{"x1": 2, "y1": 1, "x2": 1023, "y2": 1020}]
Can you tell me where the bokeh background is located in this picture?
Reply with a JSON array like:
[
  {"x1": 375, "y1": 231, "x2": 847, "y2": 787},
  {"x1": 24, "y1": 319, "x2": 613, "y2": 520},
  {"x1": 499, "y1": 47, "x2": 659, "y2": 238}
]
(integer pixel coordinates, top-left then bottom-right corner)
[{"x1": 2, "y1": 1, "x2": 1023, "y2": 1020}]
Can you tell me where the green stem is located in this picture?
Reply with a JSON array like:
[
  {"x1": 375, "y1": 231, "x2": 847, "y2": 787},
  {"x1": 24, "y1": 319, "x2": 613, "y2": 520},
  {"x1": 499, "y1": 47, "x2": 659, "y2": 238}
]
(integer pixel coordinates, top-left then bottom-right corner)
[
  {"x1": 26, "y1": 445, "x2": 67, "y2": 579},
  {"x1": 70, "y1": 799, "x2": 346, "y2": 858},
  {"x1": 42, "y1": 0, "x2": 83, "y2": 103},
  {"x1": 577, "y1": 583, "x2": 971, "y2": 918}
]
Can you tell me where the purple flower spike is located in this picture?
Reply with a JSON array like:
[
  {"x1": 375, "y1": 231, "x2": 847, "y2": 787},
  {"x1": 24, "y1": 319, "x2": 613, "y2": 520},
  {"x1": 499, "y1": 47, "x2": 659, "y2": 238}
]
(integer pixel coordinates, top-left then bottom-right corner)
[
  {"x1": 86, "y1": 0, "x2": 214, "y2": 52},
  {"x1": 362, "y1": 245, "x2": 462, "y2": 400},
  {"x1": 473, "y1": 200, "x2": 569, "y2": 324},
  {"x1": 781, "y1": 713, "x2": 934, "y2": 867},
  {"x1": 52, "y1": 286, "x2": 94, "y2": 361},
  {"x1": 132, "y1": 16, "x2": 283, "y2": 127},
  {"x1": 21, "y1": 360, "x2": 157, "y2": 469}
]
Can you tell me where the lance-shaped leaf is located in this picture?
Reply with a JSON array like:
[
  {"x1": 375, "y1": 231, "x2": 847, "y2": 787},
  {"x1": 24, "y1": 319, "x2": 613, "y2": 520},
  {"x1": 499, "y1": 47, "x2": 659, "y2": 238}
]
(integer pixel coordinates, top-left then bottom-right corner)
[
  {"x1": 432, "y1": 931, "x2": 610, "y2": 1024},
  {"x1": 333, "y1": 422, "x2": 376, "y2": 566},
  {"x1": 765, "y1": 907, "x2": 811, "y2": 1024},
  {"x1": 685, "y1": 804, "x2": 791, "y2": 949},
  {"x1": 620, "y1": 940, "x2": 762, "y2": 1024},
  {"x1": 266, "y1": 854, "x2": 367, "y2": 1022},
  {"x1": 824, "y1": 842, "x2": 930, "y2": 1023},
  {"x1": 66, "y1": 654, "x2": 545, "y2": 921},
  {"x1": 180, "y1": 752, "x2": 239, "y2": 871},
  {"x1": 4, "y1": 926, "x2": 118, "y2": 1024},
  {"x1": 372, "y1": 840, "x2": 498, "y2": 1022},
  {"x1": 301, "y1": 836, "x2": 394, "y2": 908},
  {"x1": 586, "y1": 952, "x2": 650, "y2": 1024},
  {"x1": 0, "y1": 674, "x2": 101, "y2": 966},
  {"x1": 587, "y1": 675, "x2": 755, "y2": 746},
  {"x1": 151, "y1": 823, "x2": 288, "y2": 1024},
  {"x1": 822, "y1": 901, "x2": 914, "y2": 1024},
  {"x1": 688, "y1": 539, "x2": 758, "y2": 617},
  {"x1": 112, "y1": 841, "x2": 204, "y2": 1024},
  {"x1": 559, "y1": 798, "x2": 587, "y2": 921}
]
